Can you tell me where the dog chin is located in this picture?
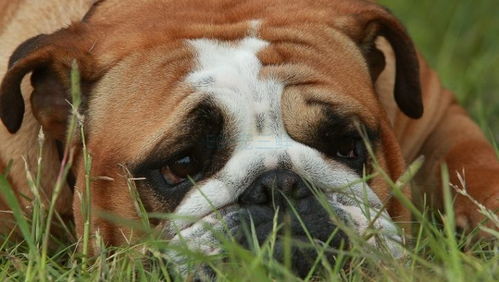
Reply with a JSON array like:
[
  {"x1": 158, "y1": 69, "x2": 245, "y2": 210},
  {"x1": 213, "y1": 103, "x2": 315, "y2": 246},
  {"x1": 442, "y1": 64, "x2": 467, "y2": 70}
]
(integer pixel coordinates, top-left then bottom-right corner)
[{"x1": 161, "y1": 191, "x2": 405, "y2": 278}]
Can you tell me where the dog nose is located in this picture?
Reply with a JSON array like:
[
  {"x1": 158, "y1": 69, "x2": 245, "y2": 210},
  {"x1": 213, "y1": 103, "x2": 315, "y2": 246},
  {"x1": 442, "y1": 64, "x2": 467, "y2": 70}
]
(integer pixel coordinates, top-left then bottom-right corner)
[{"x1": 239, "y1": 169, "x2": 311, "y2": 206}]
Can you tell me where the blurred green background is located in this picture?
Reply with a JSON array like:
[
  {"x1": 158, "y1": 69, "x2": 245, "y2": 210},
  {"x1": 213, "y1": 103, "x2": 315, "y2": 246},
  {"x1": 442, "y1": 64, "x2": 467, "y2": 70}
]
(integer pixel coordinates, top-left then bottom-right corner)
[{"x1": 379, "y1": 0, "x2": 499, "y2": 146}]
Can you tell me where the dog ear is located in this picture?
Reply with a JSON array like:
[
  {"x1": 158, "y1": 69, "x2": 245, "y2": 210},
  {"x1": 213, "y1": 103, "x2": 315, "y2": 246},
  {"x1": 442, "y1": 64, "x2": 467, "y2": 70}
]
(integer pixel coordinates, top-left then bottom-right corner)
[
  {"x1": 0, "y1": 26, "x2": 98, "y2": 139},
  {"x1": 336, "y1": 6, "x2": 423, "y2": 119}
]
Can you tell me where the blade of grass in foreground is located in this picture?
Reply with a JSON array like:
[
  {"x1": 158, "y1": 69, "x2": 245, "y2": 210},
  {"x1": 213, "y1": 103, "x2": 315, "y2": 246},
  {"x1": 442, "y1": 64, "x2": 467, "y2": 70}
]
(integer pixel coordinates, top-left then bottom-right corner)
[
  {"x1": 39, "y1": 60, "x2": 82, "y2": 281},
  {"x1": 441, "y1": 164, "x2": 463, "y2": 282},
  {"x1": 0, "y1": 172, "x2": 35, "y2": 251}
]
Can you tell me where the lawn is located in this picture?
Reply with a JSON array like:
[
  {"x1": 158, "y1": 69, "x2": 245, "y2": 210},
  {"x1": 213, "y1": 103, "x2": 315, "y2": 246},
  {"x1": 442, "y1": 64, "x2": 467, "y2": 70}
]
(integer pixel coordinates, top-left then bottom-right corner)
[{"x1": 1, "y1": 0, "x2": 498, "y2": 281}]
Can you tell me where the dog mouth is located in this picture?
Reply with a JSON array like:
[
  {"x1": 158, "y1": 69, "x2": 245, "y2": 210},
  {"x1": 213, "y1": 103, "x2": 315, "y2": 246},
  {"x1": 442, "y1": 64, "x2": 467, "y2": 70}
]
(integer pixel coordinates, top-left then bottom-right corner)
[
  {"x1": 235, "y1": 196, "x2": 351, "y2": 278},
  {"x1": 161, "y1": 191, "x2": 404, "y2": 278}
]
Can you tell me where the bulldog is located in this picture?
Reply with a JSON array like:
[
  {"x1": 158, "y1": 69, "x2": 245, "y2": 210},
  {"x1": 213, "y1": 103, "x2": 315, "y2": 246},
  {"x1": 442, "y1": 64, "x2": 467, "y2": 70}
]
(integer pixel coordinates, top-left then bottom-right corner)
[{"x1": 0, "y1": 0, "x2": 498, "y2": 277}]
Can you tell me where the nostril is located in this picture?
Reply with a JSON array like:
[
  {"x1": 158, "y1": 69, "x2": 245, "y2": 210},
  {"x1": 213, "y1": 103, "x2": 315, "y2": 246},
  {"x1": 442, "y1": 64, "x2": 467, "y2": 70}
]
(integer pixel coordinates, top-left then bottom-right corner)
[
  {"x1": 275, "y1": 170, "x2": 311, "y2": 200},
  {"x1": 280, "y1": 175, "x2": 298, "y2": 195},
  {"x1": 239, "y1": 181, "x2": 268, "y2": 205},
  {"x1": 293, "y1": 180, "x2": 311, "y2": 199},
  {"x1": 238, "y1": 169, "x2": 312, "y2": 206}
]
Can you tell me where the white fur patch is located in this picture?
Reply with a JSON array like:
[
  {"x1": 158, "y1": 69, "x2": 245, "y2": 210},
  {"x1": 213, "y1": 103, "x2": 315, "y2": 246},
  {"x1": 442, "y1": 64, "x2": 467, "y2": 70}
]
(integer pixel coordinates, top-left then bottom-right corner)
[{"x1": 163, "y1": 35, "x2": 403, "y2": 265}]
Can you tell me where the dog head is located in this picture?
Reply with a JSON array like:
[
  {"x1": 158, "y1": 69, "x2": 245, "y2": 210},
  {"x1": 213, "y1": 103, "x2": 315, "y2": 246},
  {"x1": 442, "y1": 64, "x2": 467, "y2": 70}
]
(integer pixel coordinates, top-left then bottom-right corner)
[{"x1": 0, "y1": 0, "x2": 422, "y2": 276}]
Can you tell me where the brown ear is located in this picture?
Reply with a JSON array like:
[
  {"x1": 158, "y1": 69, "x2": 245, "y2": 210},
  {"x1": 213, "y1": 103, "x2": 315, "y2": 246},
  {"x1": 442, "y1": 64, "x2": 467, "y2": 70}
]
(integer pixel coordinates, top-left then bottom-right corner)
[
  {"x1": 336, "y1": 5, "x2": 423, "y2": 119},
  {"x1": 0, "y1": 26, "x2": 98, "y2": 138}
]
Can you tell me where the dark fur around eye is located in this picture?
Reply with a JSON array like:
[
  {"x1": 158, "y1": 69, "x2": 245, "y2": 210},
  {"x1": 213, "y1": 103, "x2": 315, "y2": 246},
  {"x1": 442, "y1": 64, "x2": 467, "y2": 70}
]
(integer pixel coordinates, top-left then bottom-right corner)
[
  {"x1": 315, "y1": 110, "x2": 379, "y2": 175},
  {"x1": 132, "y1": 100, "x2": 232, "y2": 210}
]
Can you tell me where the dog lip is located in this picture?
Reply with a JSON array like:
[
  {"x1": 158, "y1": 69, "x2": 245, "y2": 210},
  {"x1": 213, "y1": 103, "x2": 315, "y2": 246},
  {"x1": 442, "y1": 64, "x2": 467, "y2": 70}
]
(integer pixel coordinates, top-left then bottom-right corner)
[{"x1": 173, "y1": 203, "x2": 240, "y2": 233}]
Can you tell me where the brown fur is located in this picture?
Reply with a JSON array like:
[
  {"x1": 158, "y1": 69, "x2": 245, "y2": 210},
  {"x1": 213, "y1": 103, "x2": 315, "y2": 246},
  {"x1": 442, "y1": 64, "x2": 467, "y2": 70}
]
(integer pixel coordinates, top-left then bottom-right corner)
[
  {"x1": 0, "y1": 1, "x2": 24, "y2": 35},
  {"x1": 0, "y1": 0, "x2": 497, "y2": 249}
]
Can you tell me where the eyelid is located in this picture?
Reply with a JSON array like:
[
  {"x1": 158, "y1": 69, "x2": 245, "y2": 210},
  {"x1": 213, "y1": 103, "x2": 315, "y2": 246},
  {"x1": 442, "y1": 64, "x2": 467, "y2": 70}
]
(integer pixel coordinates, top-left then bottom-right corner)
[
  {"x1": 138, "y1": 146, "x2": 196, "y2": 172},
  {"x1": 177, "y1": 156, "x2": 192, "y2": 164},
  {"x1": 324, "y1": 131, "x2": 362, "y2": 140},
  {"x1": 161, "y1": 165, "x2": 186, "y2": 185}
]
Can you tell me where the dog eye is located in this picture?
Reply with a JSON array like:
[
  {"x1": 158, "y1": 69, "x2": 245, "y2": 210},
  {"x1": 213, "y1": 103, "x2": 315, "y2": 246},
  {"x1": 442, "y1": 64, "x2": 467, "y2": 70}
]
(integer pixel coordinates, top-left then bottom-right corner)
[
  {"x1": 336, "y1": 139, "x2": 360, "y2": 159},
  {"x1": 160, "y1": 155, "x2": 201, "y2": 185}
]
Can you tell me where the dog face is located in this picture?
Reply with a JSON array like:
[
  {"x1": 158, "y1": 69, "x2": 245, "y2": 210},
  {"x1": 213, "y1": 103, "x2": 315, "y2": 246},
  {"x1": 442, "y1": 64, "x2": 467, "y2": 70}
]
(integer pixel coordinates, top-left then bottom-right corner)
[{"x1": 0, "y1": 0, "x2": 422, "y2": 276}]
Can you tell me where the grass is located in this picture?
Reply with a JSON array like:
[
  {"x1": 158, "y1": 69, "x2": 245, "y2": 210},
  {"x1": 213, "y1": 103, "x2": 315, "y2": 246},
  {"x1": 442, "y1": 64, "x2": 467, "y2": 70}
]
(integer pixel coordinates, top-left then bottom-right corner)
[{"x1": 1, "y1": 0, "x2": 498, "y2": 281}]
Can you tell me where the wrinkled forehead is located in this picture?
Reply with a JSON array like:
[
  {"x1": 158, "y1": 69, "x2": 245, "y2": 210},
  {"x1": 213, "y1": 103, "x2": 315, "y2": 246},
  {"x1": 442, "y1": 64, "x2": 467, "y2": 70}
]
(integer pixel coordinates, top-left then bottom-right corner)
[{"x1": 88, "y1": 19, "x2": 379, "y2": 160}]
